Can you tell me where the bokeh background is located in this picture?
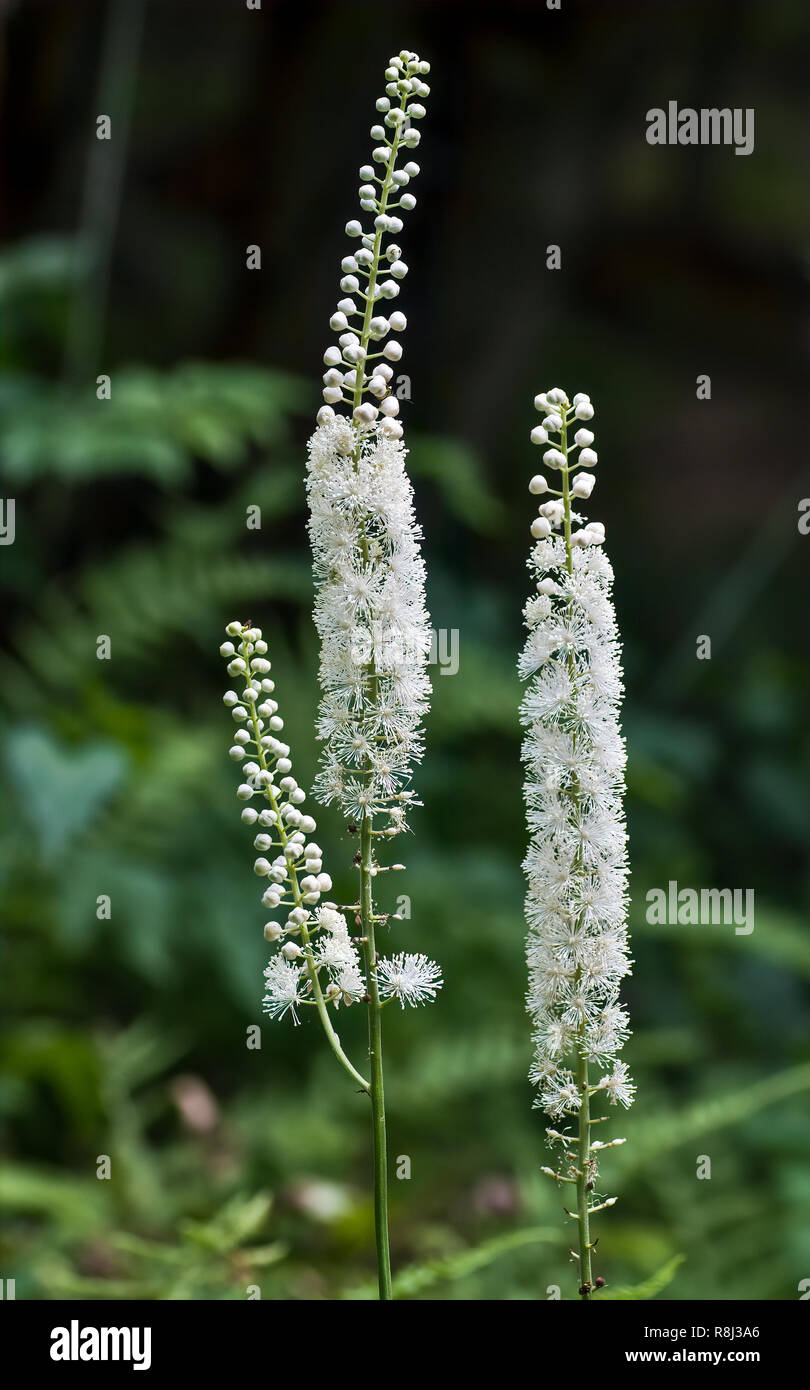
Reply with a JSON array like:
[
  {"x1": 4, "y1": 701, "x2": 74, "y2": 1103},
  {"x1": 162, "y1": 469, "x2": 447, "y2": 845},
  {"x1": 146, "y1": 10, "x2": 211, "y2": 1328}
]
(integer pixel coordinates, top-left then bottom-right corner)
[{"x1": 2, "y1": 0, "x2": 808, "y2": 1300}]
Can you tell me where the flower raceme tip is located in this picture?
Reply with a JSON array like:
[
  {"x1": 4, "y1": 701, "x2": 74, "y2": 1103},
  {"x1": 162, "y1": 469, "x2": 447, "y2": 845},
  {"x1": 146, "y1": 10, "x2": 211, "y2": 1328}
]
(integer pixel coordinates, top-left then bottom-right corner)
[
  {"x1": 318, "y1": 49, "x2": 431, "y2": 438},
  {"x1": 529, "y1": 389, "x2": 604, "y2": 548}
]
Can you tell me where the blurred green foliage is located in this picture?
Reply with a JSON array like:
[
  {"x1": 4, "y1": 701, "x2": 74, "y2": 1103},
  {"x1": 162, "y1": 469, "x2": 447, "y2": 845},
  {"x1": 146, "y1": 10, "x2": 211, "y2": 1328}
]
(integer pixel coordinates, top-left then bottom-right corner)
[{"x1": 2, "y1": 0, "x2": 808, "y2": 1301}]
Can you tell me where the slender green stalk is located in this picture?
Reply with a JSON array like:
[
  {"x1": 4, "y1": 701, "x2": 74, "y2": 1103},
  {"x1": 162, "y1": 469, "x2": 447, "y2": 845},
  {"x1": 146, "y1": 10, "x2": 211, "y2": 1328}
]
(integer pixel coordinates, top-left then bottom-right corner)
[
  {"x1": 359, "y1": 817, "x2": 392, "y2": 1299},
  {"x1": 353, "y1": 119, "x2": 404, "y2": 367},
  {"x1": 575, "y1": 1050, "x2": 593, "y2": 1298},
  {"x1": 560, "y1": 415, "x2": 593, "y2": 1300}
]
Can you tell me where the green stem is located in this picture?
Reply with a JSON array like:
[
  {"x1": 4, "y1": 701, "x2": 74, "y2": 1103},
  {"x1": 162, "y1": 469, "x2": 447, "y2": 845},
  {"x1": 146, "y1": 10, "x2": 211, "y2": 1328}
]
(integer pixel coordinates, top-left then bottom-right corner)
[
  {"x1": 352, "y1": 130, "x2": 404, "y2": 412},
  {"x1": 560, "y1": 413, "x2": 593, "y2": 1300},
  {"x1": 360, "y1": 816, "x2": 392, "y2": 1299},
  {"x1": 576, "y1": 1050, "x2": 593, "y2": 1299}
]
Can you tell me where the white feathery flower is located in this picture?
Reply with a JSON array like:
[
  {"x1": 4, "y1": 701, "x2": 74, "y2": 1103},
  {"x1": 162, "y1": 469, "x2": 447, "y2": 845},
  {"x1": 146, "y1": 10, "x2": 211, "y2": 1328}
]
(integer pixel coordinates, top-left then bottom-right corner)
[
  {"x1": 595, "y1": 1058, "x2": 636, "y2": 1108},
  {"x1": 263, "y1": 955, "x2": 305, "y2": 1023},
  {"x1": 536, "y1": 1071, "x2": 582, "y2": 1119},
  {"x1": 311, "y1": 902, "x2": 366, "y2": 1002},
  {"x1": 334, "y1": 962, "x2": 367, "y2": 1006},
  {"x1": 376, "y1": 952, "x2": 443, "y2": 1008},
  {"x1": 307, "y1": 346, "x2": 431, "y2": 832}
]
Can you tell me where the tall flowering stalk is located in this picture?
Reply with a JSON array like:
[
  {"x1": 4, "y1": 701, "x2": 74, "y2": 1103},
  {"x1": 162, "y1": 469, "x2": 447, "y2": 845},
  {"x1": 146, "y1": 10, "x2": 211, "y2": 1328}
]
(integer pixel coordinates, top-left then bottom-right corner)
[
  {"x1": 219, "y1": 52, "x2": 440, "y2": 1301},
  {"x1": 305, "y1": 48, "x2": 440, "y2": 1299},
  {"x1": 519, "y1": 387, "x2": 634, "y2": 1300}
]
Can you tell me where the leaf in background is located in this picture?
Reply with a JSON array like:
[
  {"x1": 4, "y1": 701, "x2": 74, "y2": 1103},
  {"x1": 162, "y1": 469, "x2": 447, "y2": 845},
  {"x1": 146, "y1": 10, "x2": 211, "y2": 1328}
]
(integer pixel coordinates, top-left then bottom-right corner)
[
  {"x1": 0, "y1": 1023, "x2": 104, "y2": 1135},
  {"x1": 60, "y1": 852, "x2": 173, "y2": 977},
  {"x1": 632, "y1": 901, "x2": 810, "y2": 983},
  {"x1": 103, "y1": 1020, "x2": 189, "y2": 1098},
  {"x1": 0, "y1": 1161, "x2": 110, "y2": 1235},
  {"x1": 0, "y1": 550, "x2": 311, "y2": 702},
  {"x1": 180, "y1": 1192, "x2": 273, "y2": 1254},
  {"x1": 603, "y1": 1253, "x2": 686, "y2": 1300},
  {"x1": 343, "y1": 1226, "x2": 560, "y2": 1300},
  {"x1": 0, "y1": 363, "x2": 308, "y2": 484},
  {"x1": 5, "y1": 726, "x2": 128, "y2": 858},
  {"x1": 623, "y1": 1062, "x2": 810, "y2": 1173}
]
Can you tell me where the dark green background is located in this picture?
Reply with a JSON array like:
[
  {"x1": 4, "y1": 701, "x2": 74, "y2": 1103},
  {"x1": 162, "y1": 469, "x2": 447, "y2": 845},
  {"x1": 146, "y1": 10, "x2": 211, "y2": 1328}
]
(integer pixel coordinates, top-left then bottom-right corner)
[{"x1": 1, "y1": 0, "x2": 808, "y2": 1299}]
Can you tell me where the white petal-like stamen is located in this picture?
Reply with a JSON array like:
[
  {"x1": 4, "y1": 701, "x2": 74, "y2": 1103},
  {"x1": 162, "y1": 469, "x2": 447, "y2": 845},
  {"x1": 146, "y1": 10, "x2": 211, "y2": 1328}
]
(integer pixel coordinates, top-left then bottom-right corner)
[{"x1": 376, "y1": 952, "x2": 443, "y2": 1008}]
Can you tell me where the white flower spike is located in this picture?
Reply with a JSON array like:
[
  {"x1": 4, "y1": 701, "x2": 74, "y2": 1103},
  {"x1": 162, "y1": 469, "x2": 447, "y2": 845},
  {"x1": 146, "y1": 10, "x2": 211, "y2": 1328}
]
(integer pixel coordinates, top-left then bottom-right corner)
[
  {"x1": 521, "y1": 388, "x2": 633, "y2": 1300},
  {"x1": 220, "y1": 622, "x2": 369, "y2": 1089},
  {"x1": 305, "y1": 50, "x2": 440, "y2": 1302},
  {"x1": 307, "y1": 45, "x2": 433, "y2": 834}
]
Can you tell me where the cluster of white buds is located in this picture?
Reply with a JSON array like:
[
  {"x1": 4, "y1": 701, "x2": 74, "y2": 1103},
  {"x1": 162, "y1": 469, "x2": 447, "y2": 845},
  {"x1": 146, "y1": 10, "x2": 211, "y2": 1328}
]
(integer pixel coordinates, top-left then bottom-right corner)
[
  {"x1": 319, "y1": 49, "x2": 430, "y2": 438},
  {"x1": 221, "y1": 621, "x2": 366, "y2": 1022},
  {"x1": 528, "y1": 388, "x2": 605, "y2": 548},
  {"x1": 519, "y1": 390, "x2": 634, "y2": 1182}
]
